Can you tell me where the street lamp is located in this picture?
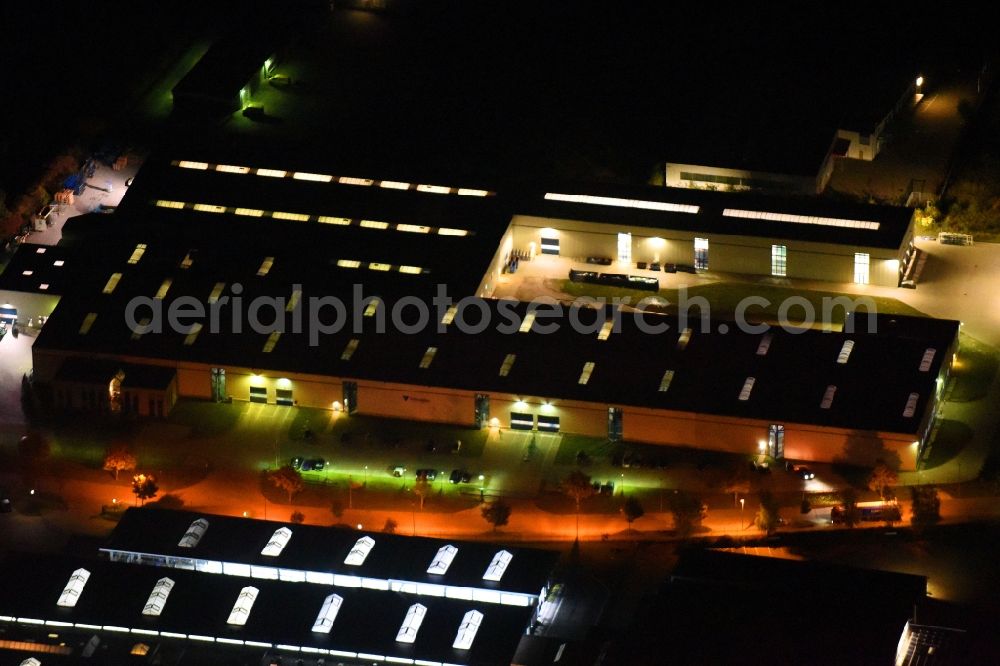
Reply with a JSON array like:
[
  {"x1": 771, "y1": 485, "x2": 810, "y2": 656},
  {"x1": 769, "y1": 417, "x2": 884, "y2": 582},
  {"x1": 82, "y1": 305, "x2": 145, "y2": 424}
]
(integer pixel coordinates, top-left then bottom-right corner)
[
  {"x1": 478, "y1": 474, "x2": 485, "y2": 503},
  {"x1": 916, "y1": 76, "x2": 924, "y2": 88},
  {"x1": 364, "y1": 465, "x2": 368, "y2": 485},
  {"x1": 739, "y1": 498, "x2": 745, "y2": 530}
]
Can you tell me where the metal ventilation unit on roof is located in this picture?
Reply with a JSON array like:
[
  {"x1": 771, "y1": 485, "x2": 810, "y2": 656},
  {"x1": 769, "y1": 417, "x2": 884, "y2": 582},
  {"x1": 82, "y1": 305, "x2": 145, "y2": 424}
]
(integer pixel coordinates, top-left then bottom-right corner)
[
  {"x1": 902, "y1": 393, "x2": 919, "y2": 418},
  {"x1": 344, "y1": 536, "x2": 375, "y2": 566},
  {"x1": 919, "y1": 348, "x2": 936, "y2": 372},
  {"x1": 483, "y1": 550, "x2": 513, "y2": 582},
  {"x1": 226, "y1": 586, "x2": 259, "y2": 626},
  {"x1": 56, "y1": 568, "x2": 91, "y2": 608},
  {"x1": 178, "y1": 518, "x2": 209, "y2": 548},
  {"x1": 396, "y1": 603, "x2": 428, "y2": 643},
  {"x1": 427, "y1": 545, "x2": 458, "y2": 575},
  {"x1": 311, "y1": 593, "x2": 344, "y2": 633},
  {"x1": 453, "y1": 610, "x2": 484, "y2": 650},
  {"x1": 142, "y1": 577, "x2": 175, "y2": 616},
  {"x1": 261, "y1": 527, "x2": 293, "y2": 557}
]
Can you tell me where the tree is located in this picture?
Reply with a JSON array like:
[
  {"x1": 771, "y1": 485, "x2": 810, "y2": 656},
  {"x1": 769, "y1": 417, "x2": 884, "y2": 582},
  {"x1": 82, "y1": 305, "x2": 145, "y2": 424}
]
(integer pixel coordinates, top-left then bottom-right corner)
[
  {"x1": 622, "y1": 496, "x2": 645, "y2": 532},
  {"x1": 413, "y1": 477, "x2": 431, "y2": 510},
  {"x1": 563, "y1": 470, "x2": 595, "y2": 539},
  {"x1": 330, "y1": 498, "x2": 345, "y2": 519},
  {"x1": 482, "y1": 499, "x2": 512, "y2": 532},
  {"x1": 131, "y1": 473, "x2": 159, "y2": 506},
  {"x1": 383, "y1": 517, "x2": 398, "y2": 534},
  {"x1": 668, "y1": 491, "x2": 706, "y2": 539},
  {"x1": 840, "y1": 488, "x2": 861, "y2": 528},
  {"x1": 18, "y1": 432, "x2": 51, "y2": 463},
  {"x1": 910, "y1": 486, "x2": 941, "y2": 529},
  {"x1": 754, "y1": 491, "x2": 781, "y2": 535},
  {"x1": 103, "y1": 445, "x2": 137, "y2": 480},
  {"x1": 868, "y1": 460, "x2": 898, "y2": 501},
  {"x1": 290, "y1": 511, "x2": 305, "y2": 524},
  {"x1": 266, "y1": 465, "x2": 304, "y2": 503}
]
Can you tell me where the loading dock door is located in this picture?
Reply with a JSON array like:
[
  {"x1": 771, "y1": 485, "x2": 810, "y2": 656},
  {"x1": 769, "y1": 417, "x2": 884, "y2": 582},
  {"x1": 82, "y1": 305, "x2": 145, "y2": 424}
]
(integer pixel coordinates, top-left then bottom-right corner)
[
  {"x1": 510, "y1": 412, "x2": 534, "y2": 430},
  {"x1": 276, "y1": 389, "x2": 294, "y2": 406},
  {"x1": 249, "y1": 386, "x2": 267, "y2": 404},
  {"x1": 0, "y1": 305, "x2": 16, "y2": 323},
  {"x1": 537, "y1": 415, "x2": 560, "y2": 432},
  {"x1": 540, "y1": 237, "x2": 560, "y2": 255}
]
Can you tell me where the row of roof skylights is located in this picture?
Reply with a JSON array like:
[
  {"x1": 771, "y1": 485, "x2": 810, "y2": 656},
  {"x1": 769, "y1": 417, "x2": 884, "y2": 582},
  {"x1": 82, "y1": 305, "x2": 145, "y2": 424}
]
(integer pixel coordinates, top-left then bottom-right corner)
[
  {"x1": 336, "y1": 259, "x2": 427, "y2": 275},
  {"x1": 154, "y1": 199, "x2": 472, "y2": 237},
  {"x1": 544, "y1": 192, "x2": 700, "y2": 214},
  {"x1": 173, "y1": 160, "x2": 492, "y2": 197},
  {"x1": 723, "y1": 208, "x2": 881, "y2": 231}
]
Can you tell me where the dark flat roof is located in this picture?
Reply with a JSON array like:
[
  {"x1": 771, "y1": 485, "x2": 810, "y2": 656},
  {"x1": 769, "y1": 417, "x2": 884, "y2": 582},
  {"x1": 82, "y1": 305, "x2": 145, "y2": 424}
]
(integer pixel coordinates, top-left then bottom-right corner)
[
  {"x1": 0, "y1": 243, "x2": 74, "y2": 295},
  {"x1": 53, "y1": 357, "x2": 176, "y2": 390},
  {"x1": 103, "y1": 508, "x2": 558, "y2": 598},
  {"x1": 0, "y1": 552, "x2": 533, "y2": 666}
]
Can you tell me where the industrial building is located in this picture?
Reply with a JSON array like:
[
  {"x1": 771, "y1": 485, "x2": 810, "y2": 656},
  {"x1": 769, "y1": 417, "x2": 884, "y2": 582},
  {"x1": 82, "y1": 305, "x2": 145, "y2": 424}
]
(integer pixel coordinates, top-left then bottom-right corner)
[{"x1": 0, "y1": 156, "x2": 955, "y2": 470}]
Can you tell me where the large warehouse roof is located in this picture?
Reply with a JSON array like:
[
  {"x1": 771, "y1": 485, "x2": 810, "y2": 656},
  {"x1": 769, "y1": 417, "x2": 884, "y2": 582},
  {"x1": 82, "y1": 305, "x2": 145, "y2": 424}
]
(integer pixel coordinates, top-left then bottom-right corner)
[{"x1": 0, "y1": 553, "x2": 534, "y2": 666}]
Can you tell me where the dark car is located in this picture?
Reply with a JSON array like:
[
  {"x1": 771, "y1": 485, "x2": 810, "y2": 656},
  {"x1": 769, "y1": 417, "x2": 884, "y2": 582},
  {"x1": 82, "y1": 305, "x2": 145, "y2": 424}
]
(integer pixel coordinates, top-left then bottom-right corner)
[
  {"x1": 415, "y1": 469, "x2": 438, "y2": 481},
  {"x1": 791, "y1": 465, "x2": 815, "y2": 480},
  {"x1": 290, "y1": 457, "x2": 304, "y2": 470},
  {"x1": 449, "y1": 469, "x2": 473, "y2": 484},
  {"x1": 301, "y1": 458, "x2": 326, "y2": 472}
]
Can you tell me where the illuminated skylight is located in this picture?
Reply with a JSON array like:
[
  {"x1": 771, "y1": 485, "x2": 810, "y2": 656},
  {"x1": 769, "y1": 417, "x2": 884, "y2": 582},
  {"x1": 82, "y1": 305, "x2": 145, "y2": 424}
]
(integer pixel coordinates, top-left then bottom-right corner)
[
  {"x1": 177, "y1": 161, "x2": 208, "y2": 170},
  {"x1": 257, "y1": 168, "x2": 287, "y2": 178},
  {"x1": 457, "y1": 188, "x2": 489, "y2": 197},
  {"x1": 21, "y1": 270, "x2": 32, "y2": 276},
  {"x1": 79, "y1": 313, "x2": 97, "y2": 335},
  {"x1": 337, "y1": 259, "x2": 361, "y2": 269},
  {"x1": 360, "y1": 220, "x2": 389, "y2": 230},
  {"x1": 154, "y1": 278, "x2": 173, "y2": 300},
  {"x1": 178, "y1": 519, "x2": 209, "y2": 547},
  {"x1": 438, "y1": 227, "x2": 469, "y2": 236},
  {"x1": 192, "y1": 203, "x2": 226, "y2": 214},
  {"x1": 597, "y1": 320, "x2": 614, "y2": 340},
  {"x1": 57, "y1": 568, "x2": 91, "y2": 608},
  {"x1": 398, "y1": 265, "x2": 423, "y2": 274},
  {"x1": 341, "y1": 338, "x2": 359, "y2": 361},
  {"x1": 345, "y1": 536, "x2": 375, "y2": 566},
  {"x1": 919, "y1": 348, "x2": 936, "y2": 372},
  {"x1": 756, "y1": 333, "x2": 773, "y2": 356},
  {"x1": 820, "y1": 385, "x2": 837, "y2": 409},
  {"x1": 155, "y1": 200, "x2": 185, "y2": 209},
  {"x1": 419, "y1": 346, "x2": 438, "y2": 369},
  {"x1": 395, "y1": 603, "x2": 427, "y2": 643},
  {"x1": 544, "y1": 192, "x2": 700, "y2": 214},
  {"x1": 318, "y1": 216, "x2": 351, "y2": 225},
  {"x1": 426, "y1": 545, "x2": 458, "y2": 575},
  {"x1": 519, "y1": 312, "x2": 536, "y2": 333},
  {"x1": 738, "y1": 377, "x2": 756, "y2": 401},
  {"x1": 396, "y1": 224, "x2": 431, "y2": 233},
  {"x1": 226, "y1": 587, "x2": 259, "y2": 626},
  {"x1": 53, "y1": 260, "x2": 65, "y2": 267},
  {"x1": 273, "y1": 211, "x2": 310, "y2": 222},
  {"x1": 311, "y1": 593, "x2": 344, "y2": 633},
  {"x1": 483, "y1": 550, "x2": 513, "y2": 582},
  {"x1": 578, "y1": 361, "x2": 595, "y2": 385},
  {"x1": 441, "y1": 305, "x2": 458, "y2": 325},
  {"x1": 339, "y1": 177, "x2": 373, "y2": 186},
  {"x1": 416, "y1": 184, "x2": 450, "y2": 194},
  {"x1": 658, "y1": 369, "x2": 675, "y2": 392},
  {"x1": 363, "y1": 298, "x2": 380, "y2": 317},
  {"x1": 217, "y1": 164, "x2": 250, "y2": 174},
  {"x1": 262, "y1": 332, "x2": 282, "y2": 353},
  {"x1": 208, "y1": 282, "x2": 226, "y2": 304},
  {"x1": 368, "y1": 262, "x2": 391, "y2": 271},
  {"x1": 183, "y1": 323, "x2": 203, "y2": 346},
  {"x1": 261, "y1": 527, "x2": 293, "y2": 557},
  {"x1": 286, "y1": 289, "x2": 301, "y2": 313},
  {"x1": 180, "y1": 252, "x2": 194, "y2": 269},
  {"x1": 127, "y1": 243, "x2": 147, "y2": 265},
  {"x1": 452, "y1": 610, "x2": 484, "y2": 650},
  {"x1": 257, "y1": 257, "x2": 274, "y2": 277},
  {"x1": 677, "y1": 327, "x2": 692, "y2": 350},
  {"x1": 723, "y1": 208, "x2": 880, "y2": 231},
  {"x1": 902, "y1": 393, "x2": 919, "y2": 418},
  {"x1": 142, "y1": 578, "x2": 175, "y2": 616},
  {"x1": 131, "y1": 317, "x2": 151, "y2": 341},
  {"x1": 499, "y1": 353, "x2": 516, "y2": 377},
  {"x1": 837, "y1": 340, "x2": 855, "y2": 364},
  {"x1": 234, "y1": 208, "x2": 265, "y2": 217},
  {"x1": 292, "y1": 172, "x2": 333, "y2": 182},
  {"x1": 379, "y1": 180, "x2": 411, "y2": 190},
  {"x1": 103, "y1": 273, "x2": 122, "y2": 294}
]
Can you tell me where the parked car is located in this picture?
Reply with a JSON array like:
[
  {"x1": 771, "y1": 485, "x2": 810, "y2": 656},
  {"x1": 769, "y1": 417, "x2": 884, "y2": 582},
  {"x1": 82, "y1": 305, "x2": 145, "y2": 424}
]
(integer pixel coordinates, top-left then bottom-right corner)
[
  {"x1": 415, "y1": 468, "x2": 438, "y2": 481},
  {"x1": 792, "y1": 466, "x2": 815, "y2": 480},
  {"x1": 301, "y1": 458, "x2": 326, "y2": 472},
  {"x1": 290, "y1": 456, "x2": 304, "y2": 470},
  {"x1": 390, "y1": 465, "x2": 406, "y2": 478},
  {"x1": 449, "y1": 469, "x2": 472, "y2": 484}
]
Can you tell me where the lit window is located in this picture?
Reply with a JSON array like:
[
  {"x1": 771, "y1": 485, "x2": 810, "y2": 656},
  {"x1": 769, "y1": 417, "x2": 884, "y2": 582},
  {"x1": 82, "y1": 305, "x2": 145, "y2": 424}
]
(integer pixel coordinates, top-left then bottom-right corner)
[
  {"x1": 519, "y1": 312, "x2": 536, "y2": 333},
  {"x1": 597, "y1": 320, "x2": 614, "y2": 340},
  {"x1": 226, "y1": 587, "x2": 259, "y2": 626},
  {"x1": 318, "y1": 216, "x2": 351, "y2": 225},
  {"x1": 658, "y1": 369, "x2": 675, "y2": 392},
  {"x1": 216, "y1": 164, "x2": 250, "y2": 174},
  {"x1": 273, "y1": 211, "x2": 310, "y2": 222},
  {"x1": 483, "y1": 550, "x2": 513, "y2": 581},
  {"x1": 103, "y1": 273, "x2": 122, "y2": 294},
  {"x1": 578, "y1": 361, "x2": 595, "y2": 385},
  {"x1": 183, "y1": 323, "x2": 203, "y2": 346},
  {"x1": 79, "y1": 313, "x2": 98, "y2": 335},
  {"x1": 257, "y1": 257, "x2": 274, "y2": 277},
  {"x1": 178, "y1": 519, "x2": 209, "y2": 547},
  {"x1": 192, "y1": 203, "x2": 226, "y2": 214},
  {"x1": 56, "y1": 568, "x2": 91, "y2": 607},
  {"x1": 416, "y1": 184, "x2": 450, "y2": 194},
  {"x1": 177, "y1": 160, "x2": 209, "y2": 170},
  {"x1": 341, "y1": 338, "x2": 359, "y2": 361},
  {"x1": 499, "y1": 354, "x2": 516, "y2": 377},
  {"x1": 208, "y1": 282, "x2": 226, "y2": 304},
  {"x1": 363, "y1": 298, "x2": 381, "y2": 317},
  {"x1": 426, "y1": 544, "x2": 458, "y2": 575},
  {"x1": 368, "y1": 262, "x2": 391, "y2": 271},
  {"x1": 398, "y1": 265, "x2": 422, "y2": 274},
  {"x1": 854, "y1": 253, "x2": 870, "y2": 285},
  {"x1": 723, "y1": 208, "x2": 880, "y2": 231},
  {"x1": 180, "y1": 252, "x2": 194, "y2": 269},
  {"x1": 292, "y1": 172, "x2": 333, "y2": 182},
  {"x1": 345, "y1": 536, "x2": 375, "y2": 566},
  {"x1": 837, "y1": 340, "x2": 855, "y2": 364},
  {"x1": 441, "y1": 305, "x2": 458, "y2": 325},
  {"x1": 438, "y1": 227, "x2": 469, "y2": 236},
  {"x1": 919, "y1": 348, "x2": 936, "y2": 372},
  {"x1": 676, "y1": 327, "x2": 692, "y2": 350},
  {"x1": 339, "y1": 176, "x2": 373, "y2": 186},
  {"x1": 395, "y1": 603, "x2": 427, "y2": 643},
  {"x1": 738, "y1": 377, "x2": 756, "y2": 401},
  {"x1": 256, "y1": 168, "x2": 287, "y2": 178},
  {"x1": 127, "y1": 243, "x2": 147, "y2": 265},
  {"x1": 262, "y1": 332, "x2": 282, "y2": 353},
  {"x1": 396, "y1": 224, "x2": 431, "y2": 233},
  {"x1": 337, "y1": 259, "x2": 361, "y2": 269},
  {"x1": 756, "y1": 333, "x2": 773, "y2": 356},
  {"x1": 419, "y1": 346, "x2": 438, "y2": 369},
  {"x1": 311, "y1": 593, "x2": 344, "y2": 633},
  {"x1": 452, "y1": 610, "x2": 484, "y2": 650},
  {"x1": 770, "y1": 245, "x2": 787, "y2": 277},
  {"x1": 53, "y1": 260, "x2": 65, "y2": 267},
  {"x1": 544, "y1": 192, "x2": 699, "y2": 214},
  {"x1": 820, "y1": 385, "x2": 837, "y2": 409},
  {"x1": 457, "y1": 188, "x2": 489, "y2": 197},
  {"x1": 261, "y1": 527, "x2": 293, "y2": 557},
  {"x1": 360, "y1": 219, "x2": 389, "y2": 230},
  {"x1": 379, "y1": 180, "x2": 411, "y2": 190},
  {"x1": 142, "y1": 577, "x2": 175, "y2": 616},
  {"x1": 154, "y1": 279, "x2": 172, "y2": 300},
  {"x1": 234, "y1": 208, "x2": 265, "y2": 217}
]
